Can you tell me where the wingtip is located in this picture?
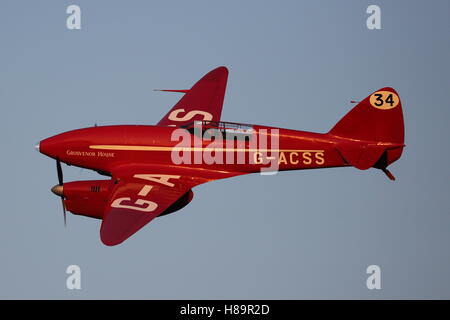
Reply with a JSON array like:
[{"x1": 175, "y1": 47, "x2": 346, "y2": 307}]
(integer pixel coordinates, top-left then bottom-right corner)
[
  {"x1": 100, "y1": 224, "x2": 125, "y2": 246},
  {"x1": 100, "y1": 234, "x2": 123, "y2": 247},
  {"x1": 202, "y1": 66, "x2": 229, "y2": 82},
  {"x1": 215, "y1": 66, "x2": 228, "y2": 72},
  {"x1": 214, "y1": 66, "x2": 229, "y2": 76}
]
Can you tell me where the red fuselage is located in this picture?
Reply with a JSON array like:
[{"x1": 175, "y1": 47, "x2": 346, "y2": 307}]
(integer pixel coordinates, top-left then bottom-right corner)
[{"x1": 39, "y1": 124, "x2": 349, "y2": 176}]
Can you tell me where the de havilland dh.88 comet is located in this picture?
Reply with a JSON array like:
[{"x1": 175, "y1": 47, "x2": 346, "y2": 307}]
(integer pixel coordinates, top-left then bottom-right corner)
[{"x1": 37, "y1": 66, "x2": 405, "y2": 246}]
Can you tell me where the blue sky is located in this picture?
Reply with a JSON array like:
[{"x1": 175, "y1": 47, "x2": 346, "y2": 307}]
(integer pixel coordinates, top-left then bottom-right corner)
[{"x1": 0, "y1": 0, "x2": 449, "y2": 298}]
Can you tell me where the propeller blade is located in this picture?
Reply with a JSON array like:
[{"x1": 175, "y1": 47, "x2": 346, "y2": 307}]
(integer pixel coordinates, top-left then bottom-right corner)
[
  {"x1": 61, "y1": 198, "x2": 67, "y2": 227},
  {"x1": 56, "y1": 159, "x2": 63, "y2": 186},
  {"x1": 56, "y1": 159, "x2": 66, "y2": 226}
]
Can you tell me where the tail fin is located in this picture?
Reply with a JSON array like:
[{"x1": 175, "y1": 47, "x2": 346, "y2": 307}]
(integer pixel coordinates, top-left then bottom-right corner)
[{"x1": 329, "y1": 87, "x2": 405, "y2": 179}]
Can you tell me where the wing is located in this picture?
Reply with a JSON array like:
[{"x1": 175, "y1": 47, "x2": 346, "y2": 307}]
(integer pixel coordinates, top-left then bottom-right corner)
[
  {"x1": 100, "y1": 165, "x2": 240, "y2": 246},
  {"x1": 157, "y1": 66, "x2": 228, "y2": 127}
]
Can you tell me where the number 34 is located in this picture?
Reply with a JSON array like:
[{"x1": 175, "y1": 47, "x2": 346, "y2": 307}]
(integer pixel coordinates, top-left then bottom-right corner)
[{"x1": 369, "y1": 91, "x2": 399, "y2": 110}]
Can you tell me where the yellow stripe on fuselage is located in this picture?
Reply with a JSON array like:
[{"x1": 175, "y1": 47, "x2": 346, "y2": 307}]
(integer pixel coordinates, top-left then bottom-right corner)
[{"x1": 89, "y1": 145, "x2": 324, "y2": 153}]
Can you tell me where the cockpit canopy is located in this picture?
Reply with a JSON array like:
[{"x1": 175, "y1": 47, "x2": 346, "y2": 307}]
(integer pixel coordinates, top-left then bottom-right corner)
[{"x1": 181, "y1": 120, "x2": 254, "y2": 139}]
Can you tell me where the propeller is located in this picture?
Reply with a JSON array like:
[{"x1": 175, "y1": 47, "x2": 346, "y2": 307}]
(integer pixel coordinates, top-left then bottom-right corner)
[
  {"x1": 56, "y1": 158, "x2": 63, "y2": 185},
  {"x1": 53, "y1": 159, "x2": 67, "y2": 226}
]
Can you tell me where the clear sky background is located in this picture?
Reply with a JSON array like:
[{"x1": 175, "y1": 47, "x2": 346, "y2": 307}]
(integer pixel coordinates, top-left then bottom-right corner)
[{"x1": 0, "y1": 0, "x2": 449, "y2": 299}]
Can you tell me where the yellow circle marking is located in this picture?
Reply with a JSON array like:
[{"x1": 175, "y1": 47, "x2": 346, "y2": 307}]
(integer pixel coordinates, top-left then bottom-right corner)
[{"x1": 369, "y1": 91, "x2": 399, "y2": 110}]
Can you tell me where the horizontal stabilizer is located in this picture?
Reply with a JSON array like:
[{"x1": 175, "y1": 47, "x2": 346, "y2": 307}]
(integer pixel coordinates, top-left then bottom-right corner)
[
  {"x1": 336, "y1": 142, "x2": 387, "y2": 170},
  {"x1": 335, "y1": 142, "x2": 403, "y2": 174}
]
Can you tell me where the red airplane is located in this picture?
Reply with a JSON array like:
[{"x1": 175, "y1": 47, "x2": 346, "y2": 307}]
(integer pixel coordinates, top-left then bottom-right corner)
[{"x1": 37, "y1": 66, "x2": 404, "y2": 246}]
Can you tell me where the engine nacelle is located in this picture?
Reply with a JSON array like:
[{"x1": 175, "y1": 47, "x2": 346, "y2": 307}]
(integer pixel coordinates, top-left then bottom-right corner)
[
  {"x1": 63, "y1": 180, "x2": 113, "y2": 219},
  {"x1": 60, "y1": 180, "x2": 193, "y2": 219}
]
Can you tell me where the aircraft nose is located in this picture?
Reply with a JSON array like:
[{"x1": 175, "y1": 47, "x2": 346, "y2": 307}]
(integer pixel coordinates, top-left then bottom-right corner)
[
  {"x1": 51, "y1": 185, "x2": 64, "y2": 197},
  {"x1": 38, "y1": 135, "x2": 62, "y2": 159}
]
